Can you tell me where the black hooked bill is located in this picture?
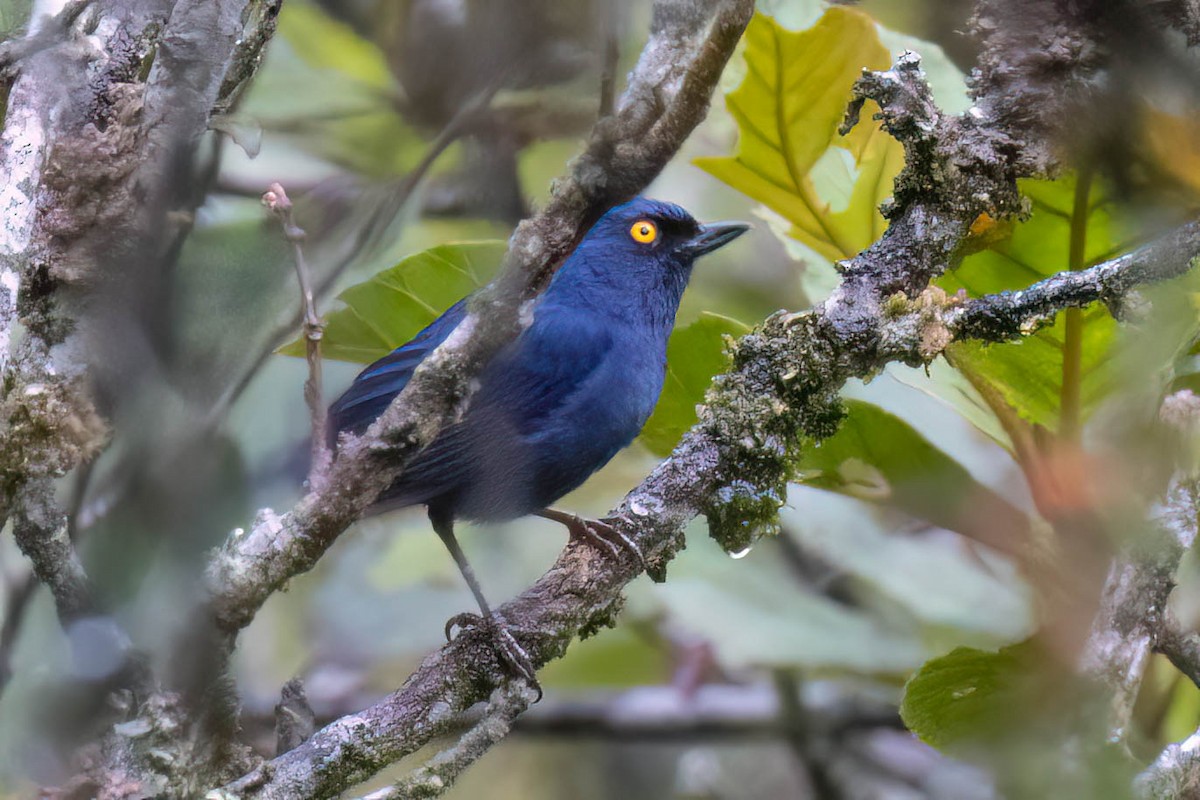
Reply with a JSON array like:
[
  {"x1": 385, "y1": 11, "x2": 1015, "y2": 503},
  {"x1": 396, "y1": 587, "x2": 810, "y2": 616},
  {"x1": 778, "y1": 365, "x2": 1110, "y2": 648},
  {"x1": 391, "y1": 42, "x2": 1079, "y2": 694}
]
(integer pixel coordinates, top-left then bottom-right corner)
[{"x1": 681, "y1": 221, "x2": 751, "y2": 256}]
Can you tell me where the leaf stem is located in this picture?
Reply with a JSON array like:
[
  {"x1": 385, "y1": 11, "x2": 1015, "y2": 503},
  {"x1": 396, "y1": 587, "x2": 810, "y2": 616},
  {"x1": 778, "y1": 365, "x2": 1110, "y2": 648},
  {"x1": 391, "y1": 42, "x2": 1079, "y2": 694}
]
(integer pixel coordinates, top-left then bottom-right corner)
[{"x1": 1059, "y1": 167, "x2": 1094, "y2": 442}]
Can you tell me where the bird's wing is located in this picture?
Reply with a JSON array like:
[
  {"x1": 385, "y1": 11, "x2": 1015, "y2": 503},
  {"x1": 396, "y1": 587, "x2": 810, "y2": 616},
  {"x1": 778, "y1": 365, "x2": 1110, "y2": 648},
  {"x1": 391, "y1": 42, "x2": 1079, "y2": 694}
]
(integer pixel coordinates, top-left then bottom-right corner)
[
  {"x1": 375, "y1": 307, "x2": 616, "y2": 511},
  {"x1": 327, "y1": 298, "x2": 469, "y2": 445},
  {"x1": 475, "y1": 305, "x2": 615, "y2": 435}
]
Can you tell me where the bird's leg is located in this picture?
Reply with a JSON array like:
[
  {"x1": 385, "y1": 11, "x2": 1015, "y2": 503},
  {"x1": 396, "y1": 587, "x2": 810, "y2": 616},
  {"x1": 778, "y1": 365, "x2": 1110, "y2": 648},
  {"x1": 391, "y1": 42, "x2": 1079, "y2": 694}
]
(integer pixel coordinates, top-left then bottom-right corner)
[
  {"x1": 535, "y1": 508, "x2": 645, "y2": 570},
  {"x1": 429, "y1": 510, "x2": 541, "y2": 698}
]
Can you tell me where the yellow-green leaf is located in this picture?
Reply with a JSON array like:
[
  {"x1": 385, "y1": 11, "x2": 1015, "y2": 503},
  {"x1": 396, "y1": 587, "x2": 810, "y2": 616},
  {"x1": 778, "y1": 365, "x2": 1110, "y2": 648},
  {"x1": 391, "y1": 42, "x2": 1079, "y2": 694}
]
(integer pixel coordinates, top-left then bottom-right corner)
[
  {"x1": 280, "y1": 241, "x2": 505, "y2": 363},
  {"x1": 695, "y1": 9, "x2": 900, "y2": 262}
]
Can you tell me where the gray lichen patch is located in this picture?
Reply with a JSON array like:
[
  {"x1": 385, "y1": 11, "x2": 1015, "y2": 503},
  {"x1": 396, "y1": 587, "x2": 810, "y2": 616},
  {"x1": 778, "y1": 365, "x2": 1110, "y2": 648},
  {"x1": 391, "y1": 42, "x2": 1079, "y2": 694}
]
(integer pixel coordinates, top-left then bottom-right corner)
[
  {"x1": 40, "y1": 82, "x2": 146, "y2": 285},
  {"x1": 0, "y1": 357, "x2": 107, "y2": 486}
]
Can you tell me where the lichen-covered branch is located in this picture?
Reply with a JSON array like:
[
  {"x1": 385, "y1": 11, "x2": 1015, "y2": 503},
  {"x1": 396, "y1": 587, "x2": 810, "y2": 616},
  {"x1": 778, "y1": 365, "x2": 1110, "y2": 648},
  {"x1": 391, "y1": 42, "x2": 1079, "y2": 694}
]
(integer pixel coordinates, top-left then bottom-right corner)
[
  {"x1": 353, "y1": 683, "x2": 536, "y2": 800},
  {"x1": 948, "y1": 223, "x2": 1200, "y2": 342}
]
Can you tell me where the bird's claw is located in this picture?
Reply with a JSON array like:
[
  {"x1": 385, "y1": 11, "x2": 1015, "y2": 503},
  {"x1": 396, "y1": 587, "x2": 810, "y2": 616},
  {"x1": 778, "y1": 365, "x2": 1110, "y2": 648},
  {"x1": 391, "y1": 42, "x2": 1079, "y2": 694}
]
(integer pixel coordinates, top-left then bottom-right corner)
[
  {"x1": 570, "y1": 516, "x2": 646, "y2": 571},
  {"x1": 443, "y1": 611, "x2": 542, "y2": 701},
  {"x1": 444, "y1": 612, "x2": 484, "y2": 643}
]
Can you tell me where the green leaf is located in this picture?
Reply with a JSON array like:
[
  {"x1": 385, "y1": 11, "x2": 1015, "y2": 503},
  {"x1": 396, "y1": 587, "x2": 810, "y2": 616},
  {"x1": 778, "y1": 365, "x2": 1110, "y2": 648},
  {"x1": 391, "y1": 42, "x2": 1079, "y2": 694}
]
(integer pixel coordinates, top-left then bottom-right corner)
[
  {"x1": 901, "y1": 642, "x2": 1135, "y2": 798},
  {"x1": 695, "y1": 8, "x2": 902, "y2": 263},
  {"x1": 538, "y1": 626, "x2": 671, "y2": 689},
  {"x1": 278, "y1": 3, "x2": 394, "y2": 90},
  {"x1": 280, "y1": 241, "x2": 506, "y2": 363},
  {"x1": 781, "y1": 496, "x2": 1032, "y2": 646},
  {"x1": 639, "y1": 313, "x2": 749, "y2": 456},
  {"x1": 901, "y1": 642, "x2": 1046, "y2": 751},
  {"x1": 796, "y1": 400, "x2": 1031, "y2": 551},
  {"x1": 889, "y1": 360, "x2": 1013, "y2": 450},
  {"x1": 938, "y1": 174, "x2": 1131, "y2": 432}
]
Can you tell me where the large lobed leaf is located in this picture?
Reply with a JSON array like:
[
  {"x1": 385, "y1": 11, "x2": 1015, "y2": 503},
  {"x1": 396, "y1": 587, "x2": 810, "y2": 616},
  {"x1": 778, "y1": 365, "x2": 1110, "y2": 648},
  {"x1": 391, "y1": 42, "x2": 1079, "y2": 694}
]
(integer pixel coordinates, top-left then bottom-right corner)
[{"x1": 695, "y1": 8, "x2": 901, "y2": 263}]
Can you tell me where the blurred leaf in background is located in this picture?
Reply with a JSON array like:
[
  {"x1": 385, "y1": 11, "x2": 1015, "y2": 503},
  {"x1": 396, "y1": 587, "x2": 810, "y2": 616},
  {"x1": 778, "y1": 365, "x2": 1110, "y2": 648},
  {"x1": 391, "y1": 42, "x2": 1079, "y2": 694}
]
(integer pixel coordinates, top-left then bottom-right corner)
[
  {"x1": 640, "y1": 313, "x2": 749, "y2": 457},
  {"x1": 279, "y1": 241, "x2": 505, "y2": 362},
  {"x1": 797, "y1": 399, "x2": 1031, "y2": 555},
  {"x1": 901, "y1": 642, "x2": 1135, "y2": 799}
]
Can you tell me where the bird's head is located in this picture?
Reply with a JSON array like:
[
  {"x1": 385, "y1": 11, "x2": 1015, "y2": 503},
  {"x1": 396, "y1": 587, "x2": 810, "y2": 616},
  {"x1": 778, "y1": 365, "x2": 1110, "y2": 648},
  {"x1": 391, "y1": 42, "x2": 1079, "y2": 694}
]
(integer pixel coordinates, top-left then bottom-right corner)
[
  {"x1": 585, "y1": 197, "x2": 749, "y2": 264},
  {"x1": 550, "y1": 198, "x2": 749, "y2": 325}
]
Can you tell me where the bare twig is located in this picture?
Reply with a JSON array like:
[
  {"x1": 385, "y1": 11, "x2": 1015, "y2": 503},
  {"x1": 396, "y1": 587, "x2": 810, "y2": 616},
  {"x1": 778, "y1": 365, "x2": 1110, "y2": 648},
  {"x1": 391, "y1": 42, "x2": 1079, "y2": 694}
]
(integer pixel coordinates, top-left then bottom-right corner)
[
  {"x1": 203, "y1": 85, "x2": 496, "y2": 434},
  {"x1": 598, "y1": 1, "x2": 620, "y2": 118},
  {"x1": 264, "y1": 183, "x2": 327, "y2": 475}
]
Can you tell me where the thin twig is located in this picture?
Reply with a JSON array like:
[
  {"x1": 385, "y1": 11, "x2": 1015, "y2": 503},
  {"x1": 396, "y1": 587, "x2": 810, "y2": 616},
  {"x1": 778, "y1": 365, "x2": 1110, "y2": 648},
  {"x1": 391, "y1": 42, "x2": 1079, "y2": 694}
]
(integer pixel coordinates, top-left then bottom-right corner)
[
  {"x1": 0, "y1": 571, "x2": 36, "y2": 698},
  {"x1": 202, "y1": 87, "x2": 495, "y2": 435},
  {"x1": 0, "y1": 460, "x2": 94, "y2": 701},
  {"x1": 774, "y1": 670, "x2": 846, "y2": 799},
  {"x1": 264, "y1": 182, "x2": 326, "y2": 476}
]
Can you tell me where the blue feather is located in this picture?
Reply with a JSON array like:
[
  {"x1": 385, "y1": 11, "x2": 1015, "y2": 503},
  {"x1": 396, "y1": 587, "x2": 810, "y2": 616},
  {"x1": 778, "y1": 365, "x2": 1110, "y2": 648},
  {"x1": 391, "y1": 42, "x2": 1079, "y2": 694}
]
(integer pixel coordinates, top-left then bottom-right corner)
[
  {"x1": 327, "y1": 299, "x2": 468, "y2": 445},
  {"x1": 328, "y1": 197, "x2": 748, "y2": 522}
]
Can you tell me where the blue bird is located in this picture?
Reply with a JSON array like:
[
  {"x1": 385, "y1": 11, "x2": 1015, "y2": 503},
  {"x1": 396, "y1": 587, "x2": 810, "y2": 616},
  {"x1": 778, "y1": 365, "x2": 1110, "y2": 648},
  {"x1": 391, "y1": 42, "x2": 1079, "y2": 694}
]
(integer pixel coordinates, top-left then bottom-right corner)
[{"x1": 328, "y1": 197, "x2": 748, "y2": 687}]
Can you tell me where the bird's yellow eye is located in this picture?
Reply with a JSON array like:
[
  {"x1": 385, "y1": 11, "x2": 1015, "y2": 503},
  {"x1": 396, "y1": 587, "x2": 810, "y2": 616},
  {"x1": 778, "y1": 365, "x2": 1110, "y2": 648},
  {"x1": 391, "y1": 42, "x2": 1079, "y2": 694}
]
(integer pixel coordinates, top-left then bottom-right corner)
[{"x1": 630, "y1": 219, "x2": 658, "y2": 244}]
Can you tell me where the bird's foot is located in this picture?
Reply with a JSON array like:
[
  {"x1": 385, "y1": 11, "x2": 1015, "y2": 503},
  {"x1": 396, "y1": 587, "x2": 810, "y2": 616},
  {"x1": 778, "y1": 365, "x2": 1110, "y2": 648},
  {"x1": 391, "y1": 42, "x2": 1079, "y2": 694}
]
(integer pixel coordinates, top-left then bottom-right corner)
[
  {"x1": 566, "y1": 515, "x2": 646, "y2": 570},
  {"x1": 444, "y1": 612, "x2": 542, "y2": 701}
]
